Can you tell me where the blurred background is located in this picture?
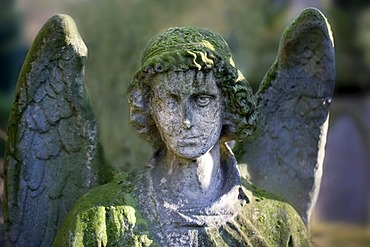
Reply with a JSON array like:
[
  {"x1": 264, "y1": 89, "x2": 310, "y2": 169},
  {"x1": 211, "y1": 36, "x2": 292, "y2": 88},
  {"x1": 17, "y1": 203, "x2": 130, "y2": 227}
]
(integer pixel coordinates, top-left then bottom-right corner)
[{"x1": 0, "y1": 0, "x2": 369, "y2": 246}]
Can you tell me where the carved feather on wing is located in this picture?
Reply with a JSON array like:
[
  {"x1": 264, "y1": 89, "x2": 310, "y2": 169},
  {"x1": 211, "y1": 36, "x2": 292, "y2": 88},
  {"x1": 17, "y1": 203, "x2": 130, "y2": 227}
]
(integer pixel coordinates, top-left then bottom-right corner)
[
  {"x1": 3, "y1": 15, "x2": 112, "y2": 246},
  {"x1": 235, "y1": 8, "x2": 335, "y2": 224}
]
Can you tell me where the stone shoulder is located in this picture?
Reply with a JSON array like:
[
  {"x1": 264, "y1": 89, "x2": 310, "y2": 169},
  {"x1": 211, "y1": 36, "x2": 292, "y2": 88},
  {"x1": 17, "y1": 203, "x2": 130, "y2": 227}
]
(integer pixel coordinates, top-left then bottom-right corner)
[
  {"x1": 237, "y1": 178, "x2": 310, "y2": 246},
  {"x1": 52, "y1": 173, "x2": 154, "y2": 247}
]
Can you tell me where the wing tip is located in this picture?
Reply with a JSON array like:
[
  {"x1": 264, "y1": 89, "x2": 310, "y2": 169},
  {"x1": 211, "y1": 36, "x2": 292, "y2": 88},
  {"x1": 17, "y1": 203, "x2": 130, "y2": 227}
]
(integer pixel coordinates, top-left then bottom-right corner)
[
  {"x1": 284, "y1": 7, "x2": 334, "y2": 48},
  {"x1": 40, "y1": 14, "x2": 87, "y2": 56},
  {"x1": 21, "y1": 14, "x2": 88, "y2": 67}
]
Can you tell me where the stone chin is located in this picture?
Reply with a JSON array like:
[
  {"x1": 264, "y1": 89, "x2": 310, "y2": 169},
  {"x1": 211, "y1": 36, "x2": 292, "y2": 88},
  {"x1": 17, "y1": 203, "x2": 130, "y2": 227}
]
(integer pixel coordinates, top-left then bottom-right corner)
[{"x1": 167, "y1": 141, "x2": 215, "y2": 160}]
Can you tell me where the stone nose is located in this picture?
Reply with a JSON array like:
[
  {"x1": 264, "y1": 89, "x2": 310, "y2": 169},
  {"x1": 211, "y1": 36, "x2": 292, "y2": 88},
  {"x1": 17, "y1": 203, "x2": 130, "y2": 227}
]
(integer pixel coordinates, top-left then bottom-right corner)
[
  {"x1": 182, "y1": 100, "x2": 193, "y2": 129},
  {"x1": 182, "y1": 119, "x2": 192, "y2": 129}
]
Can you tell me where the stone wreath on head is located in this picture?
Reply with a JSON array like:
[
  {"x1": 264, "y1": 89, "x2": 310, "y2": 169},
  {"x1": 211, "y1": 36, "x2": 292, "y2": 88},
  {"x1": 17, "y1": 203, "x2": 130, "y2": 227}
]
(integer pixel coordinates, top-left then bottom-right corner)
[{"x1": 128, "y1": 27, "x2": 257, "y2": 149}]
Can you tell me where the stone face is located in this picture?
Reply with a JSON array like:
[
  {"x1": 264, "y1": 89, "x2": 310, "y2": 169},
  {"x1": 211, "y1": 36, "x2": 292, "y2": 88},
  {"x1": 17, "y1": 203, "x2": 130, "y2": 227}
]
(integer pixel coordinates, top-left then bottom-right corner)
[
  {"x1": 150, "y1": 70, "x2": 223, "y2": 159},
  {"x1": 3, "y1": 15, "x2": 112, "y2": 247}
]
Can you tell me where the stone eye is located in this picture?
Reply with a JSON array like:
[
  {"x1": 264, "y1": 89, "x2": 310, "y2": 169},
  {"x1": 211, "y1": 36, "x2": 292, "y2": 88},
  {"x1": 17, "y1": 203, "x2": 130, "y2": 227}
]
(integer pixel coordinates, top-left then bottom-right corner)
[{"x1": 195, "y1": 95, "x2": 212, "y2": 107}]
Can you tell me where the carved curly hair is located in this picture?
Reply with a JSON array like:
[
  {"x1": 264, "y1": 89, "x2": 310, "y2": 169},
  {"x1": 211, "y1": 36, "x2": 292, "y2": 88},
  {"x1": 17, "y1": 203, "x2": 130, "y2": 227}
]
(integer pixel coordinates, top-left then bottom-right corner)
[{"x1": 128, "y1": 27, "x2": 257, "y2": 148}]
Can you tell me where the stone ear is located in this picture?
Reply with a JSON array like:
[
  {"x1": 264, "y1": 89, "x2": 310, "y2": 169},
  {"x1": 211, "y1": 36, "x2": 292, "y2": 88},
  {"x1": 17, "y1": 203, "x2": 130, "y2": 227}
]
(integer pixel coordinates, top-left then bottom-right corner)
[
  {"x1": 128, "y1": 76, "x2": 163, "y2": 148},
  {"x1": 128, "y1": 77, "x2": 151, "y2": 134}
]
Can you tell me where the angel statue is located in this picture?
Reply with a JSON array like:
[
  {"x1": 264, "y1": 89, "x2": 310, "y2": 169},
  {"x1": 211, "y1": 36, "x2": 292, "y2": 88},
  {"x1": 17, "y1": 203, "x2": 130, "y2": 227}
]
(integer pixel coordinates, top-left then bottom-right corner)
[{"x1": 3, "y1": 7, "x2": 334, "y2": 247}]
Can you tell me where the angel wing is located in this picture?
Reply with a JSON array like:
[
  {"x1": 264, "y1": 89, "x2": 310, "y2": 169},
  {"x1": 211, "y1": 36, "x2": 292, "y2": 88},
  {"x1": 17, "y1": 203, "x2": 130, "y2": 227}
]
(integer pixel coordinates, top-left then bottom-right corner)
[
  {"x1": 3, "y1": 15, "x2": 113, "y2": 246},
  {"x1": 235, "y1": 8, "x2": 335, "y2": 224}
]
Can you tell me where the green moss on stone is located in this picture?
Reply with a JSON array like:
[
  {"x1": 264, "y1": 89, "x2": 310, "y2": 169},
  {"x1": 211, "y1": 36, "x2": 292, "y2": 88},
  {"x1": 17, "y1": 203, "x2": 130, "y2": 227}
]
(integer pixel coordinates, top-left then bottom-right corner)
[
  {"x1": 52, "y1": 173, "x2": 154, "y2": 247},
  {"x1": 241, "y1": 179, "x2": 310, "y2": 246},
  {"x1": 53, "y1": 174, "x2": 309, "y2": 246},
  {"x1": 258, "y1": 60, "x2": 278, "y2": 95}
]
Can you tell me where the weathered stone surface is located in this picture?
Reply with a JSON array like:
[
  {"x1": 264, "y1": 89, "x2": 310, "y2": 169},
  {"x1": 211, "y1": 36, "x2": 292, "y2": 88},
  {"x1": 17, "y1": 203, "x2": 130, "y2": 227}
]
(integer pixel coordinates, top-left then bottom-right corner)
[
  {"x1": 3, "y1": 15, "x2": 112, "y2": 247},
  {"x1": 5, "y1": 7, "x2": 335, "y2": 246},
  {"x1": 53, "y1": 173, "x2": 309, "y2": 246},
  {"x1": 54, "y1": 24, "x2": 310, "y2": 246},
  {"x1": 235, "y1": 8, "x2": 335, "y2": 224}
]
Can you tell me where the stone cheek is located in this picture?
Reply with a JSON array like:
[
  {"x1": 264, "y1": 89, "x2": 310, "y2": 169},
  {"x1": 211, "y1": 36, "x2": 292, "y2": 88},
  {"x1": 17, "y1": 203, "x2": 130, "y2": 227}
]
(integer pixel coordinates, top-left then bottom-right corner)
[{"x1": 52, "y1": 174, "x2": 309, "y2": 246}]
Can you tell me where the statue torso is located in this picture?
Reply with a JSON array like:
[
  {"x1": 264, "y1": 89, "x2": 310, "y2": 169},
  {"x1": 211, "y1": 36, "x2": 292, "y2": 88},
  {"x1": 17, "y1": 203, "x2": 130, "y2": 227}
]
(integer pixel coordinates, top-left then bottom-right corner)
[{"x1": 53, "y1": 162, "x2": 310, "y2": 246}]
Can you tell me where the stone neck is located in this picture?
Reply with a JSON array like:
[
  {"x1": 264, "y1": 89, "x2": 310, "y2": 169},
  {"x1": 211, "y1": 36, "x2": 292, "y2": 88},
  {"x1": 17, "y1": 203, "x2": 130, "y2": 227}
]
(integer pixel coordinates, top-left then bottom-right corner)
[
  {"x1": 151, "y1": 142, "x2": 223, "y2": 208},
  {"x1": 133, "y1": 142, "x2": 242, "y2": 245}
]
